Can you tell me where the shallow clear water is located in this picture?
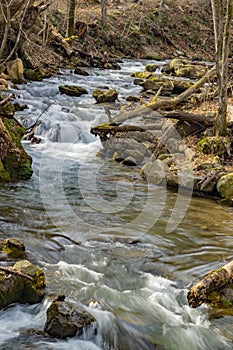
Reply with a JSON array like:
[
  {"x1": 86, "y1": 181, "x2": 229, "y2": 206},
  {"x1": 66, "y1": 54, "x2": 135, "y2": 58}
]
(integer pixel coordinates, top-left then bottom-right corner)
[{"x1": 0, "y1": 60, "x2": 233, "y2": 349}]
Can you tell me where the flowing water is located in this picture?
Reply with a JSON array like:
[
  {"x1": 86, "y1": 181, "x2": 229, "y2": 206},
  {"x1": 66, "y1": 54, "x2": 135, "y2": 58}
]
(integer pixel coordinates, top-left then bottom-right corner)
[{"x1": 0, "y1": 60, "x2": 233, "y2": 349}]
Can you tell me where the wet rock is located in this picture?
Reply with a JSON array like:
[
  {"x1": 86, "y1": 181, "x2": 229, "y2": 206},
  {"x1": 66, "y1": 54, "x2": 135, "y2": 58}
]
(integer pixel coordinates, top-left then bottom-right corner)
[
  {"x1": 131, "y1": 71, "x2": 152, "y2": 79},
  {"x1": 92, "y1": 89, "x2": 118, "y2": 103},
  {"x1": 24, "y1": 68, "x2": 48, "y2": 81},
  {"x1": 126, "y1": 95, "x2": 141, "y2": 102},
  {"x1": 217, "y1": 173, "x2": 233, "y2": 199},
  {"x1": 0, "y1": 238, "x2": 26, "y2": 260},
  {"x1": 122, "y1": 156, "x2": 137, "y2": 166},
  {"x1": 104, "y1": 138, "x2": 149, "y2": 164},
  {"x1": 74, "y1": 67, "x2": 89, "y2": 76},
  {"x1": 44, "y1": 300, "x2": 96, "y2": 338},
  {"x1": 59, "y1": 85, "x2": 88, "y2": 97},
  {"x1": 0, "y1": 260, "x2": 46, "y2": 308},
  {"x1": 141, "y1": 159, "x2": 168, "y2": 185}
]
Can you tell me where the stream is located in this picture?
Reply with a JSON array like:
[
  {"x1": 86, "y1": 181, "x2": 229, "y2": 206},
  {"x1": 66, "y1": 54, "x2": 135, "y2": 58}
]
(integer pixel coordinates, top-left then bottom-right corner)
[{"x1": 0, "y1": 60, "x2": 233, "y2": 349}]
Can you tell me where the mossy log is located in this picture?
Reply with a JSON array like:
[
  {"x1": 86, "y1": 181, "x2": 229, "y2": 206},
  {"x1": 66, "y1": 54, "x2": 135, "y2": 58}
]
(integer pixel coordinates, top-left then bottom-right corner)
[
  {"x1": 90, "y1": 123, "x2": 146, "y2": 140},
  {"x1": 187, "y1": 260, "x2": 233, "y2": 308}
]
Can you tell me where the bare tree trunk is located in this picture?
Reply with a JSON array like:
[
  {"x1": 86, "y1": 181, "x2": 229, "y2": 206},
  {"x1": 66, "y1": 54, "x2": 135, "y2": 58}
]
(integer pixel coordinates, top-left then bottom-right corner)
[
  {"x1": 211, "y1": 0, "x2": 233, "y2": 136},
  {"x1": 214, "y1": 0, "x2": 233, "y2": 136},
  {"x1": 0, "y1": 1, "x2": 11, "y2": 58},
  {"x1": 101, "y1": 0, "x2": 107, "y2": 26},
  {"x1": 66, "y1": 0, "x2": 76, "y2": 39}
]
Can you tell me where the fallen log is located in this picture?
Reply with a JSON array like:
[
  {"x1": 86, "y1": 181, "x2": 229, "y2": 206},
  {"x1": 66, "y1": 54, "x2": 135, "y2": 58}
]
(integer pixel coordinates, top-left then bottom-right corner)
[
  {"x1": 113, "y1": 65, "x2": 217, "y2": 125},
  {"x1": 187, "y1": 260, "x2": 233, "y2": 308},
  {"x1": 158, "y1": 110, "x2": 215, "y2": 127},
  {"x1": 50, "y1": 25, "x2": 73, "y2": 56}
]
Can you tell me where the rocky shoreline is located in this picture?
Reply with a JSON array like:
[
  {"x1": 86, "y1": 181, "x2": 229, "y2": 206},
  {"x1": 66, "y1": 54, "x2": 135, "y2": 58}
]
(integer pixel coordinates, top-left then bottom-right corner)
[{"x1": 90, "y1": 58, "x2": 233, "y2": 205}]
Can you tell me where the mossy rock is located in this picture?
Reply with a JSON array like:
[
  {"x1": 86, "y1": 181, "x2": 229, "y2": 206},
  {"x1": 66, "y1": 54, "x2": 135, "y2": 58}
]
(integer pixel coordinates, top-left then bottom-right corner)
[
  {"x1": 24, "y1": 68, "x2": 47, "y2": 81},
  {"x1": 0, "y1": 238, "x2": 26, "y2": 259},
  {"x1": 0, "y1": 96, "x2": 15, "y2": 116},
  {"x1": 217, "y1": 173, "x2": 233, "y2": 198},
  {"x1": 59, "y1": 85, "x2": 88, "y2": 97},
  {"x1": 197, "y1": 137, "x2": 226, "y2": 156},
  {"x1": 145, "y1": 63, "x2": 160, "y2": 72},
  {"x1": 0, "y1": 116, "x2": 33, "y2": 181},
  {"x1": 131, "y1": 71, "x2": 152, "y2": 79},
  {"x1": 0, "y1": 260, "x2": 46, "y2": 308},
  {"x1": 170, "y1": 58, "x2": 207, "y2": 79},
  {"x1": 140, "y1": 79, "x2": 174, "y2": 95},
  {"x1": 92, "y1": 89, "x2": 118, "y2": 103}
]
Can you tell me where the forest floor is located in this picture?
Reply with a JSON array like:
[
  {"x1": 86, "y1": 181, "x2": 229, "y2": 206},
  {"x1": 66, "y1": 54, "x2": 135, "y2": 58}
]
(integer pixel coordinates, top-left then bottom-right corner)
[{"x1": 50, "y1": 0, "x2": 215, "y2": 62}]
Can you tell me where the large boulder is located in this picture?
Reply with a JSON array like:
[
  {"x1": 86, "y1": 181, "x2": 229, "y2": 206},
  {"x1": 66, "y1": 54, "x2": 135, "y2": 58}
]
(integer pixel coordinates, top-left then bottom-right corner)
[
  {"x1": 0, "y1": 260, "x2": 46, "y2": 308},
  {"x1": 5, "y1": 58, "x2": 24, "y2": 84},
  {"x1": 170, "y1": 58, "x2": 207, "y2": 79},
  {"x1": 217, "y1": 173, "x2": 233, "y2": 198},
  {"x1": 44, "y1": 300, "x2": 96, "y2": 338}
]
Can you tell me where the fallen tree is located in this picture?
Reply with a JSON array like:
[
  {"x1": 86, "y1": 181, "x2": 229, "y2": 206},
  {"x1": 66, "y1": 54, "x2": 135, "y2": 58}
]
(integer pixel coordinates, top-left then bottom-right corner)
[
  {"x1": 113, "y1": 65, "x2": 217, "y2": 125},
  {"x1": 187, "y1": 260, "x2": 233, "y2": 308}
]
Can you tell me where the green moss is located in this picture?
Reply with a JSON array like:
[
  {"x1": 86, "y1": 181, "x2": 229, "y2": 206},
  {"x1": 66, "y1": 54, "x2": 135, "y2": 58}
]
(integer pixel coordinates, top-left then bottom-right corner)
[
  {"x1": 207, "y1": 291, "x2": 233, "y2": 308},
  {"x1": 197, "y1": 137, "x2": 225, "y2": 155},
  {"x1": 131, "y1": 71, "x2": 152, "y2": 79},
  {"x1": 1, "y1": 117, "x2": 33, "y2": 181},
  {"x1": 1, "y1": 238, "x2": 26, "y2": 259}
]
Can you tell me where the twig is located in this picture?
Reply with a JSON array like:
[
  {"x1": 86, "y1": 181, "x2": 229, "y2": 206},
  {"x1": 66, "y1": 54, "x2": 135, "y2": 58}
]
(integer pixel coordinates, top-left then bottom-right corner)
[
  {"x1": 0, "y1": 266, "x2": 33, "y2": 281},
  {"x1": 26, "y1": 100, "x2": 55, "y2": 131}
]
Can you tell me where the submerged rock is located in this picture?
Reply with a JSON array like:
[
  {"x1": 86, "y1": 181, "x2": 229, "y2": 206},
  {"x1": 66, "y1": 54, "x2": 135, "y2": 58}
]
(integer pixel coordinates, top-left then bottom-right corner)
[{"x1": 44, "y1": 299, "x2": 96, "y2": 338}]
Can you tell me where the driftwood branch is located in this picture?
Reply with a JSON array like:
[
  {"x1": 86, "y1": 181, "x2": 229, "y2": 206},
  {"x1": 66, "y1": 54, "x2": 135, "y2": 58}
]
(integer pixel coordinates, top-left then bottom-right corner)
[
  {"x1": 187, "y1": 260, "x2": 233, "y2": 308},
  {"x1": 0, "y1": 93, "x2": 14, "y2": 106},
  {"x1": 0, "y1": 266, "x2": 33, "y2": 281}
]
